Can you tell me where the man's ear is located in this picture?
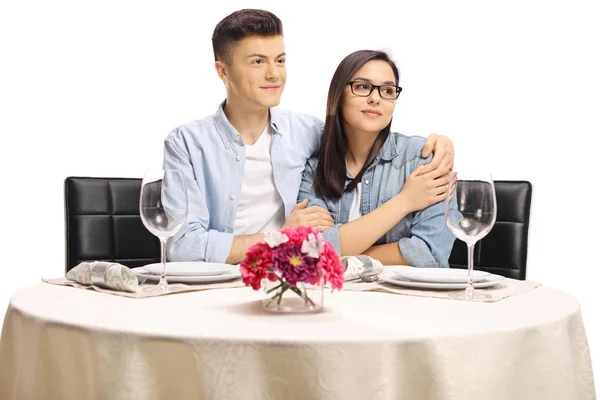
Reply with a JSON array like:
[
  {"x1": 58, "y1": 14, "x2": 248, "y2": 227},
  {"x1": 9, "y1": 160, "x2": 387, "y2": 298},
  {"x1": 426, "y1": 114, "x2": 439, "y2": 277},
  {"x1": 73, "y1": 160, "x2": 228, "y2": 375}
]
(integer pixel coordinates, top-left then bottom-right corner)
[{"x1": 215, "y1": 61, "x2": 228, "y2": 83}]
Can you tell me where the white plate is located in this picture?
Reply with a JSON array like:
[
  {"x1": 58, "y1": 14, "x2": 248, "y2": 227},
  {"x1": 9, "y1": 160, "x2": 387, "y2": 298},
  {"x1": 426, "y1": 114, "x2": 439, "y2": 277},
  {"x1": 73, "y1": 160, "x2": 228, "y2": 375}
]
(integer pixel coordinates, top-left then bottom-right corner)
[
  {"x1": 392, "y1": 267, "x2": 490, "y2": 283},
  {"x1": 142, "y1": 262, "x2": 237, "y2": 276},
  {"x1": 380, "y1": 271, "x2": 505, "y2": 290},
  {"x1": 132, "y1": 267, "x2": 241, "y2": 283}
]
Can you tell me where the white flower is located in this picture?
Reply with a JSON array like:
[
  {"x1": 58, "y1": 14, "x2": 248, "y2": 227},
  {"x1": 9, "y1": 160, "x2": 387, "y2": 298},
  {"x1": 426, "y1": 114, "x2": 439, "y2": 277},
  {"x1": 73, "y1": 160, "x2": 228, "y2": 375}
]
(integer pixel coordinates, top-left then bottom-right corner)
[
  {"x1": 264, "y1": 231, "x2": 289, "y2": 248},
  {"x1": 301, "y1": 233, "x2": 324, "y2": 258}
]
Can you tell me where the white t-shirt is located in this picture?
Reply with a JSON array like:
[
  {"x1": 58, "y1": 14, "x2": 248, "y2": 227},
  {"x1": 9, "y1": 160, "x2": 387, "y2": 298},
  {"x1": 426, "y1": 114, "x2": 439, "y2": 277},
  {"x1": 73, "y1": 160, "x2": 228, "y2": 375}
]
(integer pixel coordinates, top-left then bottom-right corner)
[
  {"x1": 233, "y1": 124, "x2": 285, "y2": 235},
  {"x1": 348, "y1": 183, "x2": 362, "y2": 222}
]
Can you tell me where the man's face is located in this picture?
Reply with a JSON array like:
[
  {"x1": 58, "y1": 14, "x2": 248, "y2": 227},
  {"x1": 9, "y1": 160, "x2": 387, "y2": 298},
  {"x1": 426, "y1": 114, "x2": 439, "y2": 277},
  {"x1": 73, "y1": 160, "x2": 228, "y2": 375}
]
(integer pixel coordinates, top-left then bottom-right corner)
[{"x1": 217, "y1": 35, "x2": 286, "y2": 109}]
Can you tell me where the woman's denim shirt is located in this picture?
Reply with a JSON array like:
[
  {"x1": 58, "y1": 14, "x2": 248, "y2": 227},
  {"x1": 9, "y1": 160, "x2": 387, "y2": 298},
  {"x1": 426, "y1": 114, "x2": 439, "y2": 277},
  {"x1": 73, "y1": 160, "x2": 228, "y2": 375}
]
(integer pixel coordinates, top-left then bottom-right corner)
[{"x1": 298, "y1": 132, "x2": 457, "y2": 268}]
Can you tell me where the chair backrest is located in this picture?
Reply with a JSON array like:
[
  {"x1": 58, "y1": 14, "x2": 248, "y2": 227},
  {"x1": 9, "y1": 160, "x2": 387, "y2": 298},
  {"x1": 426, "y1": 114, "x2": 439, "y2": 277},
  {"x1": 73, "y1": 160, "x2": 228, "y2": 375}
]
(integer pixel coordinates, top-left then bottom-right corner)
[
  {"x1": 448, "y1": 180, "x2": 532, "y2": 280},
  {"x1": 65, "y1": 177, "x2": 532, "y2": 277},
  {"x1": 65, "y1": 177, "x2": 160, "y2": 272}
]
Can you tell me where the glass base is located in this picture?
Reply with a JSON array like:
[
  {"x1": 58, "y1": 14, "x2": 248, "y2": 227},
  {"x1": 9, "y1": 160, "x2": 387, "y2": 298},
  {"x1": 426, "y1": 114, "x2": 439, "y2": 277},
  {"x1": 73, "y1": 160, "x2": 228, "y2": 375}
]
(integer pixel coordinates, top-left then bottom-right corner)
[
  {"x1": 448, "y1": 286, "x2": 491, "y2": 301},
  {"x1": 143, "y1": 278, "x2": 177, "y2": 293}
]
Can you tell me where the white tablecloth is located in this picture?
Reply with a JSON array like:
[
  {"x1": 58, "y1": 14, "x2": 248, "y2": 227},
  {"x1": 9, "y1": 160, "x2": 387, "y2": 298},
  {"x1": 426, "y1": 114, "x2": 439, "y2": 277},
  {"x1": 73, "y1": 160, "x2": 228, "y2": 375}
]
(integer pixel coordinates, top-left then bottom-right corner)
[{"x1": 0, "y1": 283, "x2": 595, "y2": 400}]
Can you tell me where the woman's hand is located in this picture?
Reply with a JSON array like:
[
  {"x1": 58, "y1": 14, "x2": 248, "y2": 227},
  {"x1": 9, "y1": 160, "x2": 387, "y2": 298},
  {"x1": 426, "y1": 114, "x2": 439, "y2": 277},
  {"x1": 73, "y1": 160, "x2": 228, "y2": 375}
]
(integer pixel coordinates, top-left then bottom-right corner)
[{"x1": 398, "y1": 164, "x2": 451, "y2": 213}]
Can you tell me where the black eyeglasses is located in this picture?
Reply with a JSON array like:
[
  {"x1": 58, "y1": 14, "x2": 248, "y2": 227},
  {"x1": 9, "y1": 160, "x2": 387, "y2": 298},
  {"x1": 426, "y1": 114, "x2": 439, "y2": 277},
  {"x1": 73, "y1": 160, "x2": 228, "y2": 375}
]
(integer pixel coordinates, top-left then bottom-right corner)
[{"x1": 347, "y1": 81, "x2": 402, "y2": 100}]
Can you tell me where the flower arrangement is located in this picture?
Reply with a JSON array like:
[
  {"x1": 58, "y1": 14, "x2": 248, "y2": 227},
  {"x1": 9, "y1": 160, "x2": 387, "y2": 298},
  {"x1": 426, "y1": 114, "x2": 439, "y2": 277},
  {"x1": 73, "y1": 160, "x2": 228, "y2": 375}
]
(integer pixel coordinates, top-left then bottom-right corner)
[{"x1": 240, "y1": 226, "x2": 345, "y2": 312}]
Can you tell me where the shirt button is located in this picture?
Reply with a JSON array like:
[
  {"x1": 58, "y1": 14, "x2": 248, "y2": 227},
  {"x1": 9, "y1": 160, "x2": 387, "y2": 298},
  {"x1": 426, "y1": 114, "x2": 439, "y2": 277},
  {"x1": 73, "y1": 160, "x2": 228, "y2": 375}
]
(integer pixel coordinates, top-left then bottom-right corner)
[
  {"x1": 236, "y1": 155, "x2": 241, "y2": 161},
  {"x1": 230, "y1": 194, "x2": 236, "y2": 200},
  {"x1": 365, "y1": 180, "x2": 370, "y2": 185}
]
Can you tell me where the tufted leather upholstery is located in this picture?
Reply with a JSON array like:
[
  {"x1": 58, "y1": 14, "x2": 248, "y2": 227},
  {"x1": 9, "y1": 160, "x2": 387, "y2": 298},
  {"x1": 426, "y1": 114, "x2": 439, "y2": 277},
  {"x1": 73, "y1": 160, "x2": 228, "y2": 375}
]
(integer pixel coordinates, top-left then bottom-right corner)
[
  {"x1": 65, "y1": 177, "x2": 160, "y2": 272},
  {"x1": 448, "y1": 181, "x2": 532, "y2": 280}
]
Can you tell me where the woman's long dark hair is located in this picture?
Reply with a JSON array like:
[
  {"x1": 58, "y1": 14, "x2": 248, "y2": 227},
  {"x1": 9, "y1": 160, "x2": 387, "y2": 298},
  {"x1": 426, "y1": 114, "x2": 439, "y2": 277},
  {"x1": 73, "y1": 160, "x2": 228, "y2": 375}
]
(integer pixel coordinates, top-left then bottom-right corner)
[{"x1": 313, "y1": 50, "x2": 400, "y2": 199}]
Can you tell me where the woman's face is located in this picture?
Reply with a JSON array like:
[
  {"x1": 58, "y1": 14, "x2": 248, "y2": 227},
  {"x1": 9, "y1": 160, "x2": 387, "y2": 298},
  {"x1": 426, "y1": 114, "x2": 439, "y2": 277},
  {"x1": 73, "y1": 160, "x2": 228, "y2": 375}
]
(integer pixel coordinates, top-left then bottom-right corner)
[{"x1": 341, "y1": 60, "x2": 397, "y2": 135}]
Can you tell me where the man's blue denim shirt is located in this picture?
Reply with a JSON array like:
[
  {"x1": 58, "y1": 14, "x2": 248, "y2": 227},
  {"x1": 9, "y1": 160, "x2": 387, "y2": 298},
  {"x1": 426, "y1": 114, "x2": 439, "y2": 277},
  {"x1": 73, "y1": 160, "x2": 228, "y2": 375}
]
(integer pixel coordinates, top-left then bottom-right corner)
[
  {"x1": 298, "y1": 132, "x2": 457, "y2": 268},
  {"x1": 163, "y1": 102, "x2": 323, "y2": 262}
]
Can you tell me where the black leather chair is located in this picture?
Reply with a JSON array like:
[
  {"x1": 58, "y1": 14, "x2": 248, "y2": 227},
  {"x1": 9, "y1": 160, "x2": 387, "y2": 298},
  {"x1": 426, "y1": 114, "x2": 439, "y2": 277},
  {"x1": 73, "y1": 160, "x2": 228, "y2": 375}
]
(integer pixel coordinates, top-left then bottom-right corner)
[
  {"x1": 448, "y1": 181, "x2": 532, "y2": 280},
  {"x1": 65, "y1": 177, "x2": 160, "y2": 272}
]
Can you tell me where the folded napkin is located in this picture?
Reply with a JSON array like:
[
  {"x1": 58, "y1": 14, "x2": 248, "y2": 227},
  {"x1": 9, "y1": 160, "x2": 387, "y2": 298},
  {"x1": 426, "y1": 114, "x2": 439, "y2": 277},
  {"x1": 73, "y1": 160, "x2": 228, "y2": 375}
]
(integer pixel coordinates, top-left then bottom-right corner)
[
  {"x1": 341, "y1": 255, "x2": 384, "y2": 281},
  {"x1": 66, "y1": 261, "x2": 138, "y2": 293}
]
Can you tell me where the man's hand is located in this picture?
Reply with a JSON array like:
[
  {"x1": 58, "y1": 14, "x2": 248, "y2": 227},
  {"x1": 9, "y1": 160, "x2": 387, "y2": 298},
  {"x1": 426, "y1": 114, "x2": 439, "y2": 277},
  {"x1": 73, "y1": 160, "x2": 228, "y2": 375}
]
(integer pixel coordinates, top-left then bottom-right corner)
[
  {"x1": 420, "y1": 133, "x2": 455, "y2": 174},
  {"x1": 281, "y1": 199, "x2": 335, "y2": 232}
]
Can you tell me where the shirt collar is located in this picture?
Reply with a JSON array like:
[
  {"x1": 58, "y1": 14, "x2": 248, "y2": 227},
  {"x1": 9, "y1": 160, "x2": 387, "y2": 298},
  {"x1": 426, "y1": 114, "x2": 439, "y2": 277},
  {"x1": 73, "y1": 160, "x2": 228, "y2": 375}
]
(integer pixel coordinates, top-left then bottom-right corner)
[
  {"x1": 377, "y1": 133, "x2": 400, "y2": 161},
  {"x1": 213, "y1": 100, "x2": 283, "y2": 149},
  {"x1": 344, "y1": 132, "x2": 400, "y2": 179}
]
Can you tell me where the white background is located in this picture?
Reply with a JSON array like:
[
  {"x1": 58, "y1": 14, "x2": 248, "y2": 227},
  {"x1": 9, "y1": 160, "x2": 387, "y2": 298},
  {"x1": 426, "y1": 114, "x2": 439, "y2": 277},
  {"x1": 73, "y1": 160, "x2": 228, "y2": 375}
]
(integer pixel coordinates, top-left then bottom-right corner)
[{"x1": 1, "y1": 0, "x2": 599, "y2": 385}]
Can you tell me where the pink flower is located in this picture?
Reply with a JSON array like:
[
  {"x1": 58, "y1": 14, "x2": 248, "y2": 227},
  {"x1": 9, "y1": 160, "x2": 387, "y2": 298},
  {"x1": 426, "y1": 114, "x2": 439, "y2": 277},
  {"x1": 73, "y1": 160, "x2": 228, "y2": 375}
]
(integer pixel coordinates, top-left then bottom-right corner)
[
  {"x1": 240, "y1": 242, "x2": 273, "y2": 290},
  {"x1": 318, "y1": 241, "x2": 345, "y2": 291},
  {"x1": 281, "y1": 226, "x2": 319, "y2": 246}
]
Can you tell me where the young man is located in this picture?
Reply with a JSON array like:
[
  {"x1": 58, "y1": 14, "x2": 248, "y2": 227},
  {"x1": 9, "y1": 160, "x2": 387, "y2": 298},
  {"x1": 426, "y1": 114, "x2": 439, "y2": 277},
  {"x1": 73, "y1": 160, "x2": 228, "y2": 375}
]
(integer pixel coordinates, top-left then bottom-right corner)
[{"x1": 163, "y1": 9, "x2": 454, "y2": 264}]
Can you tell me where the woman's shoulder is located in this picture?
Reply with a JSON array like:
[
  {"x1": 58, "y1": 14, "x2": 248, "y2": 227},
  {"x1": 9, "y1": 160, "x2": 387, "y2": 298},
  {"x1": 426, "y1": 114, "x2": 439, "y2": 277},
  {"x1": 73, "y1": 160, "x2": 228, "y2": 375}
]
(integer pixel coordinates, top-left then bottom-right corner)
[{"x1": 386, "y1": 132, "x2": 428, "y2": 162}]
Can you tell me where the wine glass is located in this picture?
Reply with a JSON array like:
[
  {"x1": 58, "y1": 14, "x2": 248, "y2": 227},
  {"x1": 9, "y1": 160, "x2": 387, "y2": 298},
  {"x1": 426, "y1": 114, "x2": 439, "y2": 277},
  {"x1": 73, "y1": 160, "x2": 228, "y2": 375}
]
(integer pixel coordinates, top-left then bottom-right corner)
[
  {"x1": 139, "y1": 169, "x2": 188, "y2": 292},
  {"x1": 445, "y1": 171, "x2": 497, "y2": 300}
]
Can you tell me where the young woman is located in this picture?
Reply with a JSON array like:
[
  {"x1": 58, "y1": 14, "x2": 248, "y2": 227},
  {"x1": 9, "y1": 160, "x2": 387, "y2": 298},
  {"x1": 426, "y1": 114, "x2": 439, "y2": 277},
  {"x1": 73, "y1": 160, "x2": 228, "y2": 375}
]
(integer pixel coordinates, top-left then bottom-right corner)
[{"x1": 298, "y1": 50, "x2": 456, "y2": 267}]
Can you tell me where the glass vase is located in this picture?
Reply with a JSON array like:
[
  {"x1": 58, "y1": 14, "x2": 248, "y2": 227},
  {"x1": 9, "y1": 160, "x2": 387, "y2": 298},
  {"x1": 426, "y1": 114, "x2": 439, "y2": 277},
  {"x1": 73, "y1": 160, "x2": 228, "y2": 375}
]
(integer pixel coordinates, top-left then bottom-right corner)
[{"x1": 261, "y1": 275, "x2": 324, "y2": 313}]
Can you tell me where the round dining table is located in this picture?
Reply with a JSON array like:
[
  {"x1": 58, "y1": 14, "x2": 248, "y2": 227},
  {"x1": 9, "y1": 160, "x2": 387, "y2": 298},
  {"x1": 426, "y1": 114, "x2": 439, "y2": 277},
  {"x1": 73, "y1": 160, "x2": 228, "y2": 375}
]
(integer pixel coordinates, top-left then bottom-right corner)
[{"x1": 0, "y1": 282, "x2": 595, "y2": 400}]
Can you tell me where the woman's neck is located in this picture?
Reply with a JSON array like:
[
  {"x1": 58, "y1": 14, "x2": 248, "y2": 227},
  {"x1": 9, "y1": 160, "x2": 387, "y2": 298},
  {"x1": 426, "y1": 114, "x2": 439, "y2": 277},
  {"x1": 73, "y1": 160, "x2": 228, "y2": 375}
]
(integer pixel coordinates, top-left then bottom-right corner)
[
  {"x1": 224, "y1": 96, "x2": 269, "y2": 145},
  {"x1": 344, "y1": 125, "x2": 379, "y2": 177}
]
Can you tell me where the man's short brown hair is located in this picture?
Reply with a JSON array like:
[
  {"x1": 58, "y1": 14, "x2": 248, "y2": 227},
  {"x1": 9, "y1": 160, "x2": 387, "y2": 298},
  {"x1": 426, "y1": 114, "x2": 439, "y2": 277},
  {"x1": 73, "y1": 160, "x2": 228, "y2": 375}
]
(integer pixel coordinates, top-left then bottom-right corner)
[{"x1": 212, "y1": 9, "x2": 283, "y2": 64}]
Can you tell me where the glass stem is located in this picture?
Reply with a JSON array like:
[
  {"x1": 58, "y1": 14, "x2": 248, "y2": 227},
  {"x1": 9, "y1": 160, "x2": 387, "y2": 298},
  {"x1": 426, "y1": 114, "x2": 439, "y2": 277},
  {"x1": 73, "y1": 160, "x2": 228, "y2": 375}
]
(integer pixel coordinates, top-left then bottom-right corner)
[
  {"x1": 466, "y1": 242, "x2": 475, "y2": 299},
  {"x1": 159, "y1": 238, "x2": 168, "y2": 291}
]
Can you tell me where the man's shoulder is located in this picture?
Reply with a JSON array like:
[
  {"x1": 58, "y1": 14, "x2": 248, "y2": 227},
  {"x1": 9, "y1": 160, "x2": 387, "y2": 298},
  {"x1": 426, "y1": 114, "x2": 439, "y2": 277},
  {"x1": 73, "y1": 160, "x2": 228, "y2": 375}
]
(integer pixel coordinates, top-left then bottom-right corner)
[
  {"x1": 165, "y1": 115, "x2": 217, "y2": 143},
  {"x1": 271, "y1": 108, "x2": 324, "y2": 131}
]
